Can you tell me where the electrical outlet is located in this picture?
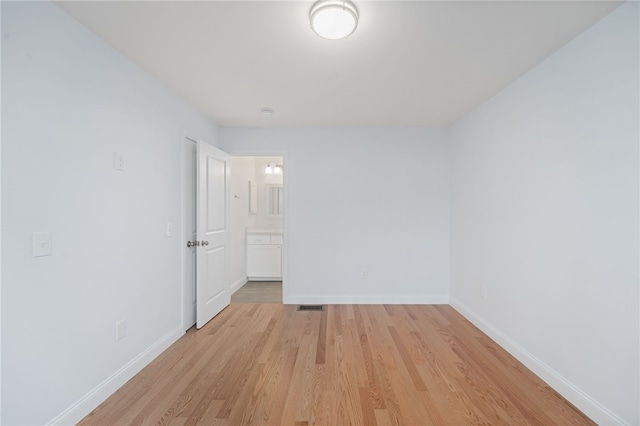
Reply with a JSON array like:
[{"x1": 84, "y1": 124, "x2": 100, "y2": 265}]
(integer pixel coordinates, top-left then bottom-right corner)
[
  {"x1": 114, "y1": 151, "x2": 126, "y2": 171},
  {"x1": 32, "y1": 232, "x2": 52, "y2": 257},
  {"x1": 361, "y1": 270, "x2": 367, "y2": 279},
  {"x1": 115, "y1": 319, "x2": 126, "y2": 341},
  {"x1": 481, "y1": 286, "x2": 487, "y2": 300}
]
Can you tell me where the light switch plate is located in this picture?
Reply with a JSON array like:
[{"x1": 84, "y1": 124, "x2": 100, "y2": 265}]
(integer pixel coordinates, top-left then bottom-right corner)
[
  {"x1": 33, "y1": 232, "x2": 52, "y2": 257},
  {"x1": 115, "y1": 319, "x2": 126, "y2": 341},
  {"x1": 166, "y1": 222, "x2": 173, "y2": 237}
]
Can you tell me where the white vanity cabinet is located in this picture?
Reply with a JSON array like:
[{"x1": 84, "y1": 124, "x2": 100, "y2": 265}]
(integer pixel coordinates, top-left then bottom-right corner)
[{"x1": 246, "y1": 233, "x2": 282, "y2": 280}]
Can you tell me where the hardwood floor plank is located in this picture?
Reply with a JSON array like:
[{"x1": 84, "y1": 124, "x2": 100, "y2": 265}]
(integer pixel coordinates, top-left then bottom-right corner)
[
  {"x1": 187, "y1": 322, "x2": 277, "y2": 423},
  {"x1": 373, "y1": 358, "x2": 405, "y2": 426},
  {"x1": 157, "y1": 321, "x2": 256, "y2": 422},
  {"x1": 352, "y1": 305, "x2": 385, "y2": 410},
  {"x1": 178, "y1": 371, "x2": 223, "y2": 425},
  {"x1": 314, "y1": 308, "x2": 328, "y2": 365},
  {"x1": 309, "y1": 364, "x2": 325, "y2": 425},
  {"x1": 358, "y1": 385, "x2": 378, "y2": 426},
  {"x1": 213, "y1": 320, "x2": 278, "y2": 407},
  {"x1": 374, "y1": 408, "x2": 392, "y2": 426},
  {"x1": 452, "y1": 336, "x2": 551, "y2": 423},
  {"x1": 187, "y1": 399, "x2": 225, "y2": 426},
  {"x1": 387, "y1": 326, "x2": 427, "y2": 391},
  {"x1": 79, "y1": 304, "x2": 595, "y2": 426},
  {"x1": 279, "y1": 335, "x2": 316, "y2": 425},
  {"x1": 264, "y1": 345, "x2": 300, "y2": 425},
  {"x1": 120, "y1": 330, "x2": 237, "y2": 424}
]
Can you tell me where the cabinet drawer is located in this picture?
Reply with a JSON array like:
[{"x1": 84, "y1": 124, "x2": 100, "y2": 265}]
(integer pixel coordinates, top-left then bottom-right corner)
[
  {"x1": 247, "y1": 235, "x2": 270, "y2": 245},
  {"x1": 270, "y1": 235, "x2": 283, "y2": 244}
]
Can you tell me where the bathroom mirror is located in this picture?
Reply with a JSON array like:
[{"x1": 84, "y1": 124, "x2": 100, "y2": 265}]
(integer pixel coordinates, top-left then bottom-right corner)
[{"x1": 266, "y1": 184, "x2": 283, "y2": 216}]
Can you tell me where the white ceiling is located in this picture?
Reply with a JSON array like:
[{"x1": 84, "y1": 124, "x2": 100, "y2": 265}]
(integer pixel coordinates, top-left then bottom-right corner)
[{"x1": 56, "y1": 1, "x2": 621, "y2": 127}]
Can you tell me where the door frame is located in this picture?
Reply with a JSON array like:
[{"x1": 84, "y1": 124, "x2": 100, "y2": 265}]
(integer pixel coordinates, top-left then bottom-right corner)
[
  {"x1": 226, "y1": 149, "x2": 289, "y2": 304},
  {"x1": 180, "y1": 136, "x2": 197, "y2": 331},
  {"x1": 180, "y1": 133, "x2": 202, "y2": 333}
]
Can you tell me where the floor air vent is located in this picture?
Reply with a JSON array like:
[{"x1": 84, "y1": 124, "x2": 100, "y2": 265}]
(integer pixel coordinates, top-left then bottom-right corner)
[{"x1": 298, "y1": 305, "x2": 324, "y2": 311}]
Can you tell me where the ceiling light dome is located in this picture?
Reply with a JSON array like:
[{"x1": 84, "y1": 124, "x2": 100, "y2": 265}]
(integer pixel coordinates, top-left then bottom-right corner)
[{"x1": 310, "y1": 0, "x2": 358, "y2": 40}]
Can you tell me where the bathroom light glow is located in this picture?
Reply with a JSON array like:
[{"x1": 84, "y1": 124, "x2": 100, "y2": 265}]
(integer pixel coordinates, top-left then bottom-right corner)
[{"x1": 265, "y1": 162, "x2": 283, "y2": 175}]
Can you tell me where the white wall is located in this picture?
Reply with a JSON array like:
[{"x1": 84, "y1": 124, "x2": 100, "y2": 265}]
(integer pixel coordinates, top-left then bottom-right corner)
[
  {"x1": 450, "y1": 3, "x2": 639, "y2": 425},
  {"x1": 221, "y1": 128, "x2": 451, "y2": 304},
  {"x1": 228, "y1": 156, "x2": 256, "y2": 292},
  {"x1": 1, "y1": 2, "x2": 220, "y2": 424}
]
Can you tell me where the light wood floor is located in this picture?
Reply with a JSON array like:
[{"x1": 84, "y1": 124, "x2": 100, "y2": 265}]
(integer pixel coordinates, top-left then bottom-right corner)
[
  {"x1": 231, "y1": 281, "x2": 283, "y2": 304},
  {"x1": 79, "y1": 304, "x2": 594, "y2": 425}
]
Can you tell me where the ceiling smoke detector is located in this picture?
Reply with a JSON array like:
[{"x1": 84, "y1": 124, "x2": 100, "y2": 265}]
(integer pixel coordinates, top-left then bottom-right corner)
[{"x1": 310, "y1": 0, "x2": 359, "y2": 40}]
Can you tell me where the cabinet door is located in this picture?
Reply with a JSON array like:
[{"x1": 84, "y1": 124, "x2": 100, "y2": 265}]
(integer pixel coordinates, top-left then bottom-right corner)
[{"x1": 247, "y1": 245, "x2": 282, "y2": 278}]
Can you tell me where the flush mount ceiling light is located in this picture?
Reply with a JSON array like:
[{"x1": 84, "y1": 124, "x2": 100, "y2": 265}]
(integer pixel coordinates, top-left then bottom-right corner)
[{"x1": 310, "y1": 0, "x2": 358, "y2": 40}]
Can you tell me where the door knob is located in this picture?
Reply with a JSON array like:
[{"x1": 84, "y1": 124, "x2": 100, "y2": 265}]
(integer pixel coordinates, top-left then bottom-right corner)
[{"x1": 186, "y1": 241, "x2": 200, "y2": 248}]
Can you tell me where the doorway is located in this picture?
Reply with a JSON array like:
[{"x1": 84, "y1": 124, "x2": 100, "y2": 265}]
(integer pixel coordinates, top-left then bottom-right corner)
[
  {"x1": 182, "y1": 149, "x2": 286, "y2": 329},
  {"x1": 227, "y1": 155, "x2": 286, "y2": 304}
]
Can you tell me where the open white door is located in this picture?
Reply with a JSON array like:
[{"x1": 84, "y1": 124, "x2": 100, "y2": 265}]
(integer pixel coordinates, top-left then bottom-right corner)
[{"x1": 196, "y1": 141, "x2": 230, "y2": 329}]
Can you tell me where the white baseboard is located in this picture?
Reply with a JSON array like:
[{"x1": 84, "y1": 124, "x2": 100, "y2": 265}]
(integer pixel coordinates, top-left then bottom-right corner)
[
  {"x1": 47, "y1": 326, "x2": 184, "y2": 426},
  {"x1": 285, "y1": 293, "x2": 449, "y2": 305},
  {"x1": 449, "y1": 297, "x2": 628, "y2": 426},
  {"x1": 247, "y1": 277, "x2": 282, "y2": 282},
  {"x1": 231, "y1": 276, "x2": 248, "y2": 294}
]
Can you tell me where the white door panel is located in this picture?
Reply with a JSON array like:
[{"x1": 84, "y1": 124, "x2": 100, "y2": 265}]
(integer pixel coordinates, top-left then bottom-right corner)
[
  {"x1": 204, "y1": 246, "x2": 225, "y2": 301},
  {"x1": 196, "y1": 141, "x2": 230, "y2": 329},
  {"x1": 206, "y1": 156, "x2": 226, "y2": 231}
]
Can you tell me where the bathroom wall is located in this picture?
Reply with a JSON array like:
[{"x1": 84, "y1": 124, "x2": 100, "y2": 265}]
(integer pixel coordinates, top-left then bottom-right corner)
[{"x1": 252, "y1": 156, "x2": 284, "y2": 231}]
